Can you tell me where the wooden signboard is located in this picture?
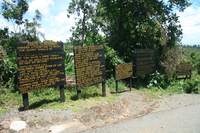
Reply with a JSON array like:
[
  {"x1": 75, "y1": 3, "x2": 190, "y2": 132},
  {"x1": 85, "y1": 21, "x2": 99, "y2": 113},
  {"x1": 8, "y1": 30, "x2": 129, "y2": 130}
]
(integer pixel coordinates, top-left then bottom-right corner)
[
  {"x1": 115, "y1": 63, "x2": 133, "y2": 92},
  {"x1": 16, "y1": 42, "x2": 66, "y2": 109},
  {"x1": 74, "y1": 45, "x2": 106, "y2": 97},
  {"x1": 176, "y1": 62, "x2": 192, "y2": 80},
  {"x1": 115, "y1": 63, "x2": 133, "y2": 81},
  {"x1": 135, "y1": 49, "x2": 156, "y2": 76}
]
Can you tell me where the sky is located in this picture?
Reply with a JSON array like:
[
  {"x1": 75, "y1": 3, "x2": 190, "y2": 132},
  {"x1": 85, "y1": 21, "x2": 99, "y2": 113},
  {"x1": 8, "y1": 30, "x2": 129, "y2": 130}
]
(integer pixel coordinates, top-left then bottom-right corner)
[{"x1": 0, "y1": 0, "x2": 200, "y2": 45}]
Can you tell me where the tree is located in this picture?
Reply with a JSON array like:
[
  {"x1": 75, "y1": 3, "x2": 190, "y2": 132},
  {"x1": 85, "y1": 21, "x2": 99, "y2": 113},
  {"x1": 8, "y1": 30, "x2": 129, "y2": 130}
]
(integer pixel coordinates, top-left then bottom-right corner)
[
  {"x1": 1, "y1": 0, "x2": 29, "y2": 33},
  {"x1": 22, "y1": 9, "x2": 45, "y2": 42},
  {"x1": 96, "y1": 0, "x2": 191, "y2": 62},
  {"x1": 67, "y1": 0, "x2": 104, "y2": 46}
]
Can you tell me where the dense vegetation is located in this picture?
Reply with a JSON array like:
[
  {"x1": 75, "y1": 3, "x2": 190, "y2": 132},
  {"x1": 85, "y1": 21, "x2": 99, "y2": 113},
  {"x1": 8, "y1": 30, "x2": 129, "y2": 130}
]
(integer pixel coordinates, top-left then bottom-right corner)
[{"x1": 0, "y1": 0, "x2": 199, "y2": 111}]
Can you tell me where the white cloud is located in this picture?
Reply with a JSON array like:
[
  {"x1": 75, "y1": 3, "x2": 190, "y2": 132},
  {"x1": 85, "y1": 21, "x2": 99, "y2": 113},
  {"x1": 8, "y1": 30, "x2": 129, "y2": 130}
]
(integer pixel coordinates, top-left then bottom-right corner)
[
  {"x1": 177, "y1": 6, "x2": 200, "y2": 45},
  {"x1": 42, "y1": 12, "x2": 76, "y2": 42},
  {"x1": 28, "y1": 0, "x2": 54, "y2": 16}
]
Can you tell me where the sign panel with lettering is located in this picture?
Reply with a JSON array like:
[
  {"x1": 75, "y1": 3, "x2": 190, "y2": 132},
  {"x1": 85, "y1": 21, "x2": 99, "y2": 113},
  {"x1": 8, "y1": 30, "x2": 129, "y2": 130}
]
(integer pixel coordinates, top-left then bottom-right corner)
[
  {"x1": 135, "y1": 49, "x2": 156, "y2": 76},
  {"x1": 176, "y1": 62, "x2": 192, "y2": 77},
  {"x1": 115, "y1": 63, "x2": 133, "y2": 81},
  {"x1": 16, "y1": 42, "x2": 66, "y2": 94},
  {"x1": 74, "y1": 45, "x2": 106, "y2": 90}
]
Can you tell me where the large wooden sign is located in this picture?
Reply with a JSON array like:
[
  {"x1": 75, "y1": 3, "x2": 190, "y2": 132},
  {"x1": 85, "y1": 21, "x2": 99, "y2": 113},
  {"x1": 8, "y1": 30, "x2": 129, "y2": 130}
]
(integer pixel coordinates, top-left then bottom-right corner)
[
  {"x1": 176, "y1": 62, "x2": 192, "y2": 80},
  {"x1": 135, "y1": 49, "x2": 156, "y2": 76},
  {"x1": 74, "y1": 45, "x2": 106, "y2": 90},
  {"x1": 16, "y1": 42, "x2": 65, "y2": 94},
  {"x1": 115, "y1": 63, "x2": 133, "y2": 81}
]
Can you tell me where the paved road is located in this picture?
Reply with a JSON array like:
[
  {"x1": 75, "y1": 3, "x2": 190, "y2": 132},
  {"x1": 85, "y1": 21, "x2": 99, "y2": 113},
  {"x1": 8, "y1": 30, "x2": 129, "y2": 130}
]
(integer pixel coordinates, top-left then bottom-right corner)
[{"x1": 81, "y1": 104, "x2": 200, "y2": 133}]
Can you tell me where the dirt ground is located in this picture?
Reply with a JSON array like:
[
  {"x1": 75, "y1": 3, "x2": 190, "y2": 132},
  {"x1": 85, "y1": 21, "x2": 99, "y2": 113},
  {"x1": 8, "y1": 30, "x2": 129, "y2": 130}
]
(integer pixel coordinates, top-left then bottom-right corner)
[{"x1": 0, "y1": 90, "x2": 160, "y2": 133}]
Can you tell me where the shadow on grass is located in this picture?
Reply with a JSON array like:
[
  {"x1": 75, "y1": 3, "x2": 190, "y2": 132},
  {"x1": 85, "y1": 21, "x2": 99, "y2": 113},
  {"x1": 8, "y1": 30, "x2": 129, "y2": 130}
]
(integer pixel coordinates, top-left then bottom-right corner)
[
  {"x1": 18, "y1": 98, "x2": 60, "y2": 111},
  {"x1": 70, "y1": 92, "x2": 102, "y2": 101},
  {"x1": 110, "y1": 90, "x2": 129, "y2": 94}
]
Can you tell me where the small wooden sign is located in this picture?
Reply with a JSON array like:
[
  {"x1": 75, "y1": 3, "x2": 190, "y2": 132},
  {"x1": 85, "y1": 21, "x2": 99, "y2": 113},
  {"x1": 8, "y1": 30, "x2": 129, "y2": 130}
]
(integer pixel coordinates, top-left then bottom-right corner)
[
  {"x1": 115, "y1": 63, "x2": 133, "y2": 81},
  {"x1": 176, "y1": 62, "x2": 192, "y2": 80},
  {"x1": 115, "y1": 63, "x2": 133, "y2": 92},
  {"x1": 135, "y1": 49, "x2": 156, "y2": 76}
]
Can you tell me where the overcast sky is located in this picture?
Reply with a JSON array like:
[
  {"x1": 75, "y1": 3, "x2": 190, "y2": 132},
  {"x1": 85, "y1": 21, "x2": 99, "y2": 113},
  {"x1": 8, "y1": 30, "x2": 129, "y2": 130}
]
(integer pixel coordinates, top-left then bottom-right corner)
[{"x1": 0, "y1": 0, "x2": 200, "y2": 45}]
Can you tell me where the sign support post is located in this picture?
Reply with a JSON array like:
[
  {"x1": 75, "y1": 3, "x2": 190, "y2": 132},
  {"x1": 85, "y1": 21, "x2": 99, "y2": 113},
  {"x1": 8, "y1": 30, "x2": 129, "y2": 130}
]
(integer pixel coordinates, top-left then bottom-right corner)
[
  {"x1": 116, "y1": 80, "x2": 118, "y2": 93},
  {"x1": 102, "y1": 82, "x2": 106, "y2": 97},
  {"x1": 22, "y1": 93, "x2": 29, "y2": 110},
  {"x1": 77, "y1": 90, "x2": 82, "y2": 99},
  {"x1": 60, "y1": 85, "x2": 65, "y2": 102},
  {"x1": 130, "y1": 77, "x2": 132, "y2": 91}
]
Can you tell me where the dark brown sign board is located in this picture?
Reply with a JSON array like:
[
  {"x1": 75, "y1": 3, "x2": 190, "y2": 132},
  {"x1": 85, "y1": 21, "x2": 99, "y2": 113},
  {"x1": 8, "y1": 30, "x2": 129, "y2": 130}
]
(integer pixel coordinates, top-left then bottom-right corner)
[
  {"x1": 74, "y1": 45, "x2": 106, "y2": 98},
  {"x1": 175, "y1": 62, "x2": 192, "y2": 80},
  {"x1": 115, "y1": 63, "x2": 133, "y2": 81},
  {"x1": 16, "y1": 42, "x2": 66, "y2": 110},
  {"x1": 115, "y1": 63, "x2": 133, "y2": 92},
  {"x1": 135, "y1": 49, "x2": 156, "y2": 76}
]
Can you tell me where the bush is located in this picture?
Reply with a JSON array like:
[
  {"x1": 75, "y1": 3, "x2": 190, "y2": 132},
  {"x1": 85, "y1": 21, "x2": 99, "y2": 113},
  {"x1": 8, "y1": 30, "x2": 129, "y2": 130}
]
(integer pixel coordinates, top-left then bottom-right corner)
[
  {"x1": 64, "y1": 51, "x2": 74, "y2": 76},
  {"x1": 105, "y1": 45, "x2": 124, "y2": 79},
  {"x1": 146, "y1": 71, "x2": 168, "y2": 89},
  {"x1": 161, "y1": 46, "x2": 183, "y2": 78},
  {"x1": 0, "y1": 46, "x2": 17, "y2": 91}
]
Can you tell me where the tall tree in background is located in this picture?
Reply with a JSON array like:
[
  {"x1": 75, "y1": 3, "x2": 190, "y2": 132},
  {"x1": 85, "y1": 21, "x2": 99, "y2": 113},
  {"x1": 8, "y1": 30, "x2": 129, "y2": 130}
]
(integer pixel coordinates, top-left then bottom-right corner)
[
  {"x1": 67, "y1": 0, "x2": 104, "y2": 46},
  {"x1": 22, "y1": 9, "x2": 45, "y2": 42},
  {"x1": 1, "y1": 0, "x2": 44, "y2": 42},
  {"x1": 97, "y1": 0, "x2": 191, "y2": 62},
  {"x1": 1, "y1": 0, "x2": 29, "y2": 33}
]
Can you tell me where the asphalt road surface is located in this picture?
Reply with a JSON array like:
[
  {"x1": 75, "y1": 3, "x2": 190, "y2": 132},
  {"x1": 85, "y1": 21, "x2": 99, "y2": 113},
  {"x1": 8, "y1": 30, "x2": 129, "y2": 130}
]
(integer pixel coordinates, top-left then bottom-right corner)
[{"x1": 81, "y1": 101, "x2": 200, "y2": 133}]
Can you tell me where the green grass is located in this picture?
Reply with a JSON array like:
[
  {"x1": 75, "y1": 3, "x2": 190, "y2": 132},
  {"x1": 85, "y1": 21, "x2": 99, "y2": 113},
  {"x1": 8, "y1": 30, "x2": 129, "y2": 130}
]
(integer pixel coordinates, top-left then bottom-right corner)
[
  {"x1": 0, "y1": 73, "x2": 199, "y2": 113},
  {"x1": 140, "y1": 73, "x2": 200, "y2": 98},
  {"x1": 0, "y1": 109, "x2": 10, "y2": 114},
  {"x1": 0, "y1": 85, "x2": 120, "y2": 112}
]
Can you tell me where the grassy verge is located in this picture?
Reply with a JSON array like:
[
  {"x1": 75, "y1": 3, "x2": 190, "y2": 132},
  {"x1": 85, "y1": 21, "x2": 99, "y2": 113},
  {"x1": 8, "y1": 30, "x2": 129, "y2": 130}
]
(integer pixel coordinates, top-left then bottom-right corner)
[
  {"x1": 0, "y1": 74, "x2": 199, "y2": 113},
  {"x1": 0, "y1": 82, "x2": 124, "y2": 113}
]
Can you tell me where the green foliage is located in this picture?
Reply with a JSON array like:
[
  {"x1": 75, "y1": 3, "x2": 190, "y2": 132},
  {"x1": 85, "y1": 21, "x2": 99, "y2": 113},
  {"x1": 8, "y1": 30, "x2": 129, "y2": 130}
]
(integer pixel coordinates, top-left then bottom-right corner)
[
  {"x1": 183, "y1": 79, "x2": 199, "y2": 94},
  {"x1": 106, "y1": 76, "x2": 127, "y2": 92},
  {"x1": 105, "y1": 45, "x2": 124, "y2": 78},
  {"x1": 67, "y1": 0, "x2": 100, "y2": 46},
  {"x1": 64, "y1": 51, "x2": 74, "y2": 76},
  {"x1": 161, "y1": 46, "x2": 183, "y2": 78},
  {"x1": 0, "y1": 35, "x2": 18, "y2": 91},
  {"x1": 21, "y1": 9, "x2": 44, "y2": 42},
  {"x1": 182, "y1": 45, "x2": 200, "y2": 74},
  {"x1": 1, "y1": 0, "x2": 29, "y2": 33},
  {"x1": 147, "y1": 71, "x2": 167, "y2": 89}
]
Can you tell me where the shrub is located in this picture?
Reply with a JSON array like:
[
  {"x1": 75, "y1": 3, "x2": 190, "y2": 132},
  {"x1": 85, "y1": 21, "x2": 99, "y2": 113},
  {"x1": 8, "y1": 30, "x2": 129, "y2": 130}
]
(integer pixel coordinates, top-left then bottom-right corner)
[
  {"x1": 0, "y1": 46, "x2": 17, "y2": 91},
  {"x1": 146, "y1": 71, "x2": 168, "y2": 89},
  {"x1": 161, "y1": 46, "x2": 183, "y2": 78}
]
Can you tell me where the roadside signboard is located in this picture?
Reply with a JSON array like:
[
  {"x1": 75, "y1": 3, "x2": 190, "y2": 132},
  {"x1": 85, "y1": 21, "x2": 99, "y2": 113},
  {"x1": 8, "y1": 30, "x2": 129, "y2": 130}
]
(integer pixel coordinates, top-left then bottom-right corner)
[
  {"x1": 135, "y1": 49, "x2": 156, "y2": 76},
  {"x1": 115, "y1": 63, "x2": 133, "y2": 81},
  {"x1": 16, "y1": 42, "x2": 66, "y2": 110},
  {"x1": 74, "y1": 45, "x2": 106, "y2": 90}
]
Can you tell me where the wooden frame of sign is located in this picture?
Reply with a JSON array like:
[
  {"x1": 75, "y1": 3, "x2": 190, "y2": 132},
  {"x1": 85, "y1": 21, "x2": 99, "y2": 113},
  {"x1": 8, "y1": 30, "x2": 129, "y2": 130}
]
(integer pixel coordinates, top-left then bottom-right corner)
[
  {"x1": 134, "y1": 49, "x2": 156, "y2": 88},
  {"x1": 16, "y1": 42, "x2": 66, "y2": 110},
  {"x1": 115, "y1": 63, "x2": 133, "y2": 93},
  {"x1": 135, "y1": 49, "x2": 156, "y2": 76},
  {"x1": 73, "y1": 45, "x2": 106, "y2": 99},
  {"x1": 175, "y1": 62, "x2": 192, "y2": 80}
]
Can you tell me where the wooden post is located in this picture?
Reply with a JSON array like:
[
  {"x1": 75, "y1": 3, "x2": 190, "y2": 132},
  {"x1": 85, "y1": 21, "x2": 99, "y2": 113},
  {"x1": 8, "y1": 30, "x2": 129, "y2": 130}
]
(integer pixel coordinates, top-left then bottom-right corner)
[
  {"x1": 22, "y1": 93, "x2": 29, "y2": 110},
  {"x1": 102, "y1": 82, "x2": 106, "y2": 97},
  {"x1": 137, "y1": 77, "x2": 140, "y2": 89},
  {"x1": 130, "y1": 77, "x2": 132, "y2": 91},
  {"x1": 60, "y1": 85, "x2": 65, "y2": 102},
  {"x1": 77, "y1": 90, "x2": 82, "y2": 99},
  {"x1": 116, "y1": 80, "x2": 118, "y2": 93}
]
